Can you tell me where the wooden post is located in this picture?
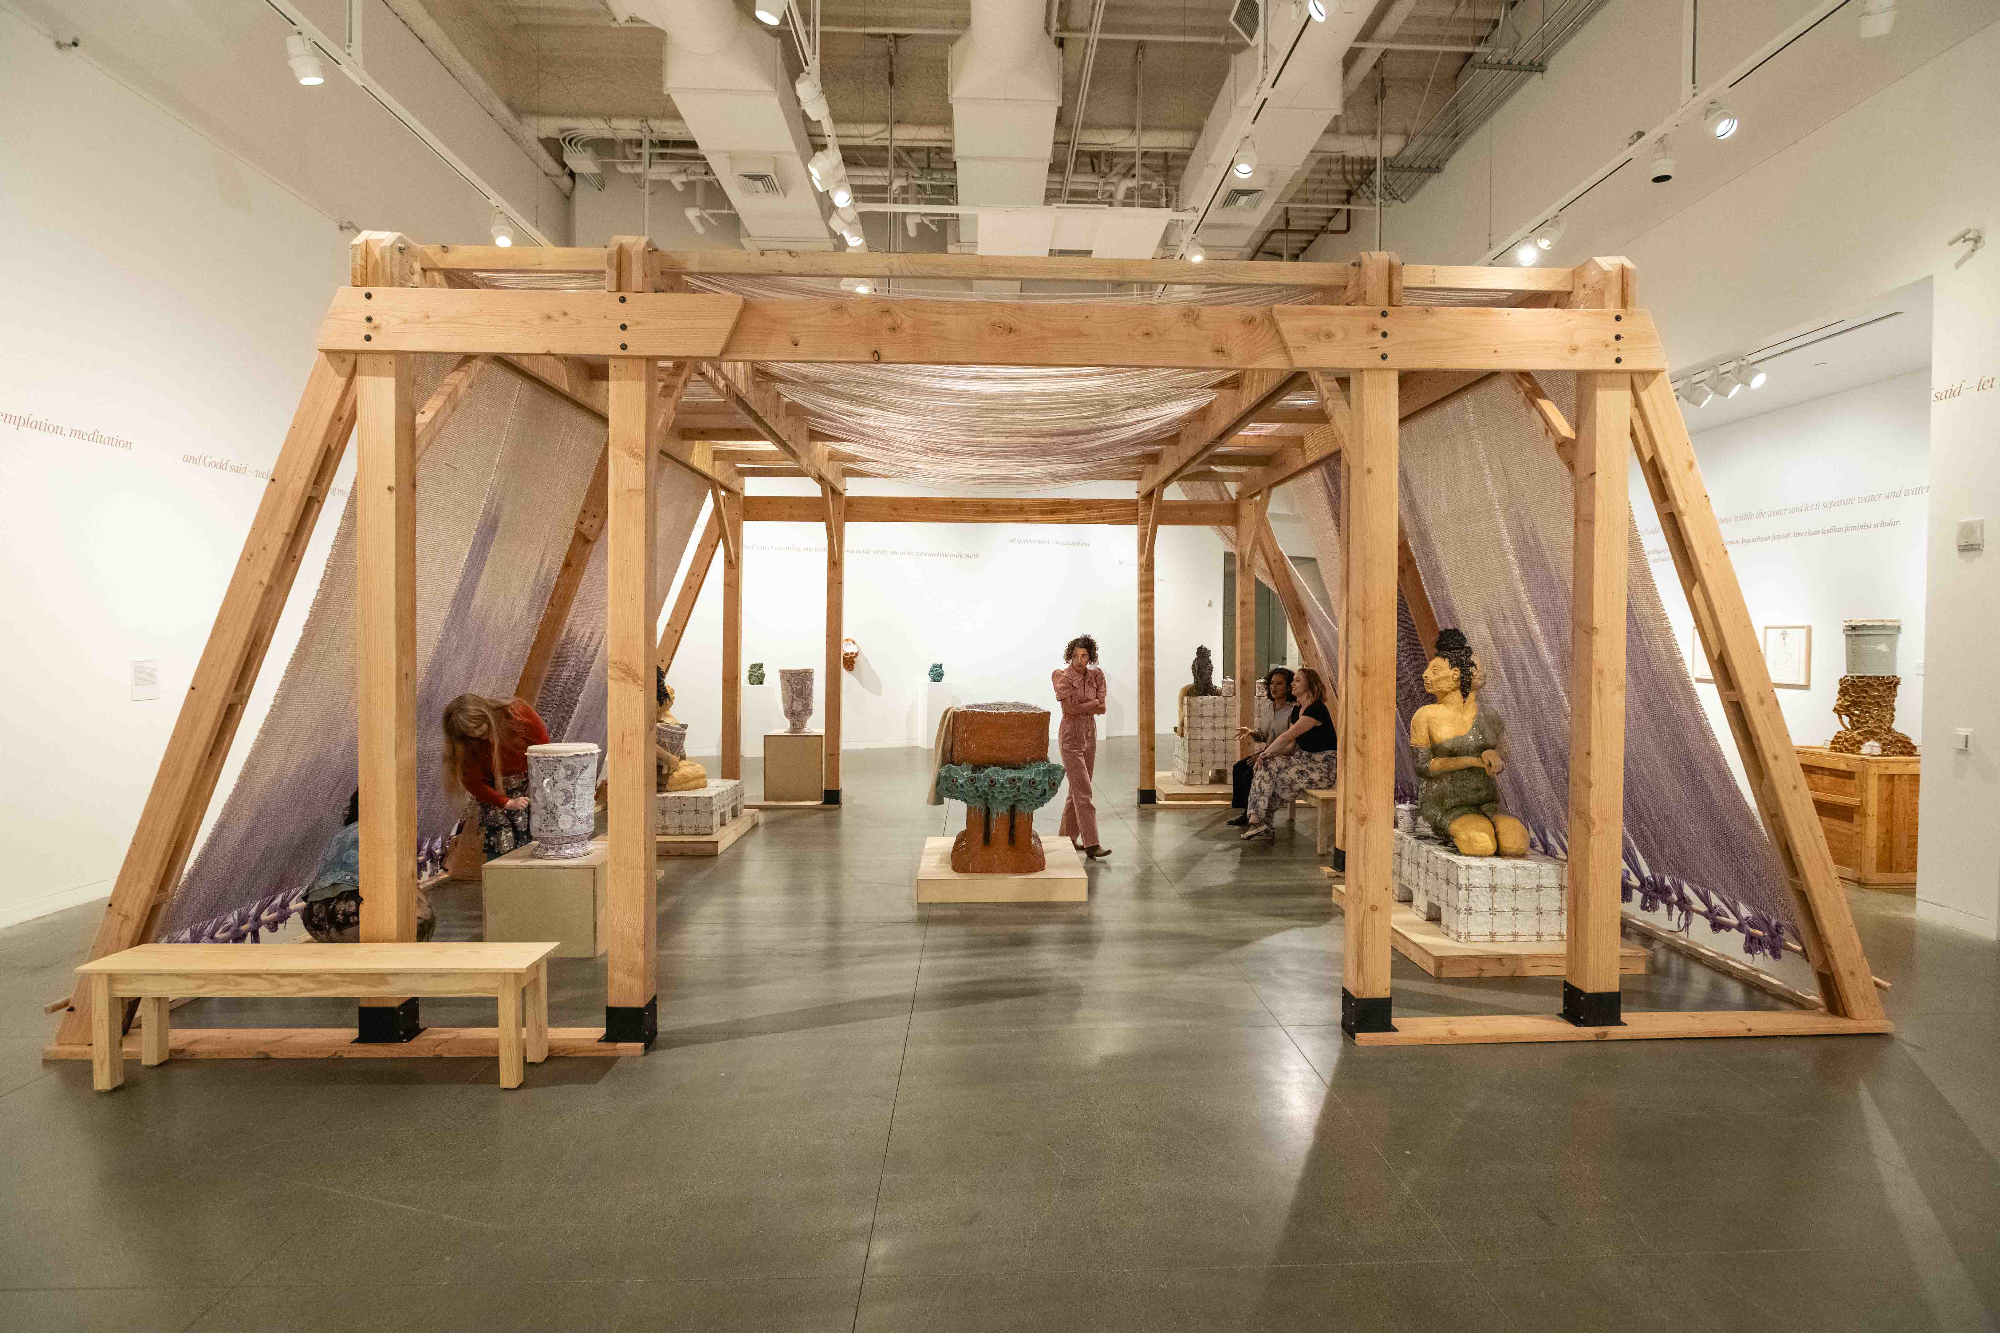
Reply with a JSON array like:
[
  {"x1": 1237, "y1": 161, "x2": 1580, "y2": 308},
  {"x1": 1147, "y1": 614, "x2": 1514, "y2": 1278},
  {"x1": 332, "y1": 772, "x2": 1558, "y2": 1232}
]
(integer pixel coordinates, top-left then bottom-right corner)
[
  {"x1": 603, "y1": 237, "x2": 658, "y2": 1045},
  {"x1": 823, "y1": 483, "x2": 845, "y2": 803},
  {"x1": 1630, "y1": 373, "x2": 1886, "y2": 1020},
  {"x1": 354, "y1": 350, "x2": 420, "y2": 1040},
  {"x1": 1250, "y1": 513, "x2": 1322, "y2": 678},
  {"x1": 1234, "y1": 492, "x2": 1262, "y2": 751},
  {"x1": 53, "y1": 353, "x2": 357, "y2": 1048},
  {"x1": 1562, "y1": 258, "x2": 1634, "y2": 1028},
  {"x1": 656, "y1": 508, "x2": 722, "y2": 673},
  {"x1": 1340, "y1": 250, "x2": 1402, "y2": 1036},
  {"x1": 1137, "y1": 491, "x2": 1159, "y2": 803},
  {"x1": 719, "y1": 487, "x2": 744, "y2": 782}
]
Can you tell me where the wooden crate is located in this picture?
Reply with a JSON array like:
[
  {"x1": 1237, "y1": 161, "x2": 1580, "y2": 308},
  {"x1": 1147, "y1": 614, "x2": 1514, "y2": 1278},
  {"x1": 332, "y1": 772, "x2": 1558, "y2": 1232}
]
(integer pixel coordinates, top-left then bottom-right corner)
[{"x1": 1796, "y1": 747, "x2": 1919, "y2": 889}]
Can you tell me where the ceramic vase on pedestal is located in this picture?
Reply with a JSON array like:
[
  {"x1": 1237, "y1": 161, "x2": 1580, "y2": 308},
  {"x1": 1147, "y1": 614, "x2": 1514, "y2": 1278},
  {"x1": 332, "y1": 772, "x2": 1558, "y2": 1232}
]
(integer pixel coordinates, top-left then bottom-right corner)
[
  {"x1": 780, "y1": 668, "x2": 815, "y2": 734},
  {"x1": 527, "y1": 742, "x2": 599, "y2": 859}
]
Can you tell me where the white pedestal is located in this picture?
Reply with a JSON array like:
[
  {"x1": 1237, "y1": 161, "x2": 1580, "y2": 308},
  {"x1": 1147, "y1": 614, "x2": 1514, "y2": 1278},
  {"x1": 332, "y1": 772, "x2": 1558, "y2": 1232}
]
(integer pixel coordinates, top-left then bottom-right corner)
[
  {"x1": 922, "y1": 680, "x2": 959, "y2": 744},
  {"x1": 1393, "y1": 828, "x2": 1566, "y2": 942},
  {"x1": 915, "y1": 836, "x2": 1089, "y2": 903},
  {"x1": 1175, "y1": 694, "x2": 1235, "y2": 785},
  {"x1": 742, "y1": 684, "x2": 779, "y2": 757},
  {"x1": 482, "y1": 839, "x2": 606, "y2": 959},
  {"x1": 763, "y1": 730, "x2": 825, "y2": 803}
]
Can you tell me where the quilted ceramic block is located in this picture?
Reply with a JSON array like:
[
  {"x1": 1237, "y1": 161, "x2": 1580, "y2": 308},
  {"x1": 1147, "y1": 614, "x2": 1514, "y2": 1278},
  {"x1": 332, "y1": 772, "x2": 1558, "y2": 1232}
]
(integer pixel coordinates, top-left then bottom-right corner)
[{"x1": 657, "y1": 779, "x2": 744, "y2": 836}]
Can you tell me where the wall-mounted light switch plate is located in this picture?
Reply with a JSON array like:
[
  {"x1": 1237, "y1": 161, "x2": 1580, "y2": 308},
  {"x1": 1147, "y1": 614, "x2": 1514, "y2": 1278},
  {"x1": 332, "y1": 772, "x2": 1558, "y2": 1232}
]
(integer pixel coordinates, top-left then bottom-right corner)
[
  {"x1": 1955, "y1": 728, "x2": 1974, "y2": 753},
  {"x1": 1958, "y1": 518, "x2": 1985, "y2": 552}
]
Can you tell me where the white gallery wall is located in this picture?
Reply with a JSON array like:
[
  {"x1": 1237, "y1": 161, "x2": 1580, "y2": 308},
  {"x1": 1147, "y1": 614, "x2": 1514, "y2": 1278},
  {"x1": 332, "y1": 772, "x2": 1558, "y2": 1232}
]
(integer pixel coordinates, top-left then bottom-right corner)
[
  {"x1": 664, "y1": 482, "x2": 1232, "y2": 765},
  {"x1": 1637, "y1": 371, "x2": 1931, "y2": 787},
  {"x1": 0, "y1": 9, "x2": 561, "y2": 929}
]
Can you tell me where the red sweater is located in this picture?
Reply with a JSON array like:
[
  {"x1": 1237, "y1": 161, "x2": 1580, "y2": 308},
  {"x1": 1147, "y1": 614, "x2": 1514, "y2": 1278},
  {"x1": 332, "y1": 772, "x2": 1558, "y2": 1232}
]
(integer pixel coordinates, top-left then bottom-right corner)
[{"x1": 458, "y1": 700, "x2": 550, "y2": 806}]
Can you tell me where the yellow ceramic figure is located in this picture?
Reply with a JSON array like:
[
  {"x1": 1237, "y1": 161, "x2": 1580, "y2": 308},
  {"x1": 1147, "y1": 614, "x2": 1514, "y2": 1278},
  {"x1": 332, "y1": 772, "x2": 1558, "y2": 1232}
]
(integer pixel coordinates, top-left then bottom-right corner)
[{"x1": 1407, "y1": 628, "x2": 1529, "y2": 857}]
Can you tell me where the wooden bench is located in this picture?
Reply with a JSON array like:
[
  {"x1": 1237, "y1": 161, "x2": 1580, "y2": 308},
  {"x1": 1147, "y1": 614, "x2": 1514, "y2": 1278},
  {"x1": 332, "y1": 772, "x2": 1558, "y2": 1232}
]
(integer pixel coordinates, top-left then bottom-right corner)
[
  {"x1": 76, "y1": 942, "x2": 557, "y2": 1091},
  {"x1": 1307, "y1": 788, "x2": 1339, "y2": 855}
]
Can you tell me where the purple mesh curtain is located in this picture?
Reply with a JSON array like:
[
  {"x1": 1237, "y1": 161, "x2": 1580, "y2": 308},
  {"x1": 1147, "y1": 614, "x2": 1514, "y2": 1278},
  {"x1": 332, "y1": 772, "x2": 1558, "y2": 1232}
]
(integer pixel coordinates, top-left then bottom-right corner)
[
  {"x1": 1282, "y1": 373, "x2": 1799, "y2": 958},
  {"x1": 161, "y1": 358, "x2": 707, "y2": 943}
]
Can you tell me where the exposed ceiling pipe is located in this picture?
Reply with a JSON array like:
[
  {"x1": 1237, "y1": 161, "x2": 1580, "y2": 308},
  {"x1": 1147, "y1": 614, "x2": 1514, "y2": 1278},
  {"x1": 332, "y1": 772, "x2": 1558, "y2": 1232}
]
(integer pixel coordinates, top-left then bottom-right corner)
[
  {"x1": 949, "y1": 0, "x2": 1063, "y2": 252},
  {"x1": 1057, "y1": 0, "x2": 1110, "y2": 202},
  {"x1": 1342, "y1": 0, "x2": 1423, "y2": 99},
  {"x1": 531, "y1": 117, "x2": 1404, "y2": 158}
]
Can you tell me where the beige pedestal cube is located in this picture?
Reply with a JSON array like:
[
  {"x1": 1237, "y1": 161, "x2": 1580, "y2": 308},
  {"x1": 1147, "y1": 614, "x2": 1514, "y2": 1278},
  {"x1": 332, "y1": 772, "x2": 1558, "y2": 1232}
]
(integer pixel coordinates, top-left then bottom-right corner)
[
  {"x1": 482, "y1": 840, "x2": 606, "y2": 959},
  {"x1": 763, "y1": 731, "x2": 825, "y2": 803},
  {"x1": 915, "y1": 837, "x2": 1088, "y2": 903}
]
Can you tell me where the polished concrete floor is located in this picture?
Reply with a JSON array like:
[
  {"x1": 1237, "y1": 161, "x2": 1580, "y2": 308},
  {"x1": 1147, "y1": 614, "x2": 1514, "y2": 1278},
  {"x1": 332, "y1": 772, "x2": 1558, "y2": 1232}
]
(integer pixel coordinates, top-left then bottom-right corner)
[{"x1": 4, "y1": 740, "x2": 1999, "y2": 1331}]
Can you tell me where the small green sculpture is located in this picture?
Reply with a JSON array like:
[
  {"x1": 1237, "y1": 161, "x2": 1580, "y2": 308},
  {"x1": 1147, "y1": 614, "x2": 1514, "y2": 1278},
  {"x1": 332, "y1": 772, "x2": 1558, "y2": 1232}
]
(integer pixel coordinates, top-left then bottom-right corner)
[
  {"x1": 747, "y1": 662, "x2": 765, "y2": 686},
  {"x1": 929, "y1": 663, "x2": 944, "y2": 683}
]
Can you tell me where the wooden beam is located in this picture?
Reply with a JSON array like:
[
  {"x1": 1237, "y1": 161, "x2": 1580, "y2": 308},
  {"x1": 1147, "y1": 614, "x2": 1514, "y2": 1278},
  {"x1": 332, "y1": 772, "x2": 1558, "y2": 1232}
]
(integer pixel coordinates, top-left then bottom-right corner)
[
  {"x1": 656, "y1": 510, "x2": 722, "y2": 674},
  {"x1": 719, "y1": 490, "x2": 744, "y2": 782},
  {"x1": 1510, "y1": 370, "x2": 1577, "y2": 469},
  {"x1": 695, "y1": 361, "x2": 841, "y2": 492},
  {"x1": 322, "y1": 290, "x2": 1665, "y2": 373},
  {"x1": 413, "y1": 355, "x2": 490, "y2": 456},
  {"x1": 355, "y1": 352, "x2": 418, "y2": 955},
  {"x1": 1250, "y1": 513, "x2": 1323, "y2": 679},
  {"x1": 55, "y1": 353, "x2": 358, "y2": 1047},
  {"x1": 1350, "y1": 1010, "x2": 1892, "y2": 1047},
  {"x1": 493, "y1": 353, "x2": 607, "y2": 419},
  {"x1": 1234, "y1": 492, "x2": 1263, "y2": 747},
  {"x1": 515, "y1": 447, "x2": 608, "y2": 703},
  {"x1": 1629, "y1": 371, "x2": 1885, "y2": 1021},
  {"x1": 1137, "y1": 490, "x2": 1159, "y2": 804},
  {"x1": 1139, "y1": 370, "x2": 1305, "y2": 494},
  {"x1": 823, "y1": 485, "x2": 845, "y2": 802},
  {"x1": 1340, "y1": 256, "x2": 1400, "y2": 1034},
  {"x1": 738, "y1": 496, "x2": 1235, "y2": 525},
  {"x1": 1397, "y1": 538, "x2": 1441, "y2": 659}
]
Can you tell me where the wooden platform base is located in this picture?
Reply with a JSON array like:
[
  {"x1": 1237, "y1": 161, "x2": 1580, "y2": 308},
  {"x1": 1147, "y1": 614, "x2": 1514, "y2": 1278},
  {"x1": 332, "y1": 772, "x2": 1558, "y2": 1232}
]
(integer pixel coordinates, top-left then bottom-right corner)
[
  {"x1": 1151, "y1": 771, "x2": 1233, "y2": 806},
  {"x1": 656, "y1": 809, "x2": 759, "y2": 858},
  {"x1": 916, "y1": 837, "x2": 1089, "y2": 903},
  {"x1": 45, "y1": 1026, "x2": 646, "y2": 1062},
  {"x1": 1327, "y1": 873, "x2": 1646, "y2": 978},
  {"x1": 1352, "y1": 1010, "x2": 1893, "y2": 1046},
  {"x1": 746, "y1": 800, "x2": 835, "y2": 811}
]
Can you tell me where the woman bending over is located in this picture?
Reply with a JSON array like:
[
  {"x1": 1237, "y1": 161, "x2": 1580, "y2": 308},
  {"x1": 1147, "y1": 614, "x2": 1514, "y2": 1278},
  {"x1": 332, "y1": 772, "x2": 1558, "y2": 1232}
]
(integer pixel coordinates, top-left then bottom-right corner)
[{"x1": 442, "y1": 693, "x2": 550, "y2": 859}]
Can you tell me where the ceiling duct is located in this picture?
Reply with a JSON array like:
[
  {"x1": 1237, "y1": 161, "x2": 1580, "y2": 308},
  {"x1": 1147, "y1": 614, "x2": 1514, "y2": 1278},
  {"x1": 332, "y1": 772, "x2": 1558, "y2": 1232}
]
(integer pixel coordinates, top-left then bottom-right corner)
[
  {"x1": 949, "y1": 0, "x2": 1061, "y2": 252},
  {"x1": 1178, "y1": 0, "x2": 1372, "y2": 259},
  {"x1": 623, "y1": 0, "x2": 833, "y2": 250}
]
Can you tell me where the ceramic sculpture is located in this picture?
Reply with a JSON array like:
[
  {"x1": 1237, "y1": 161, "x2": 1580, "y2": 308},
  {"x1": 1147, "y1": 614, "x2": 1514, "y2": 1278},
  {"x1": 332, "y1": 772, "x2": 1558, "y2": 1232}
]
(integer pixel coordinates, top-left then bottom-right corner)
[
  {"x1": 747, "y1": 662, "x2": 765, "y2": 685},
  {"x1": 527, "y1": 742, "x2": 599, "y2": 859},
  {"x1": 655, "y1": 670, "x2": 708, "y2": 792},
  {"x1": 1830, "y1": 620, "x2": 1917, "y2": 756},
  {"x1": 1189, "y1": 645, "x2": 1220, "y2": 696},
  {"x1": 843, "y1": 638, "x2": 859, "y2": 672},
  {"x1": 1407, "y1": 628, "x2": 1529, "y2": 857},
  {"x1": 780, "y1": 667, "x2": 815, "y2": 734},
  {"x1": 936, "y1": 702, "x2": 1062, "y2": 874},
  {"x1": 929, "y1": 663, "x2": 944, "y2": 683}
]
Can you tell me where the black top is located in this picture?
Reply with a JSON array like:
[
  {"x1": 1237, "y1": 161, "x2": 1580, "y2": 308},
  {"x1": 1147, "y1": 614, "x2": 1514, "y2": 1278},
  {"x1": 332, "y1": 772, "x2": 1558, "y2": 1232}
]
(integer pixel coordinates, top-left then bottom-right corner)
[{"x1": 1295, "y1": 701, "x2": 1336, "y2": 753}]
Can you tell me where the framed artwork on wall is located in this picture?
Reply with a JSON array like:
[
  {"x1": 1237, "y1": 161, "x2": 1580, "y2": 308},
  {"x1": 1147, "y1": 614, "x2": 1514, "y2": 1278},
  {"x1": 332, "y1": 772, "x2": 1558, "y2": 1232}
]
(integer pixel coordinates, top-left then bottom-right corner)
[{"x1": 1762, "y1": 624, "x2": 1812, "y2": 690}]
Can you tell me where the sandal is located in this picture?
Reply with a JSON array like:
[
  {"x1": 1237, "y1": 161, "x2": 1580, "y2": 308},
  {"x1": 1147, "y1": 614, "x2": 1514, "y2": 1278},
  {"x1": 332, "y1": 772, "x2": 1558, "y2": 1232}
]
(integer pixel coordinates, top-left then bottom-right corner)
[
  {"x1": 1084, "y1": 845, "x2": 1112, "y2": 860},
  {"x1": 1239, "y1": 824, "x2": 1273, "y2": 841}
]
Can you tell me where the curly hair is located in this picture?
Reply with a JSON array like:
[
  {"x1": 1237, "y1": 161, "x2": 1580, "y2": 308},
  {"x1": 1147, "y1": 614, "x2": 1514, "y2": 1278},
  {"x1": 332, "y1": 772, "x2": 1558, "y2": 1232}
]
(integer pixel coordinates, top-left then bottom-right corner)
[
  {"x1": 1262, "y1": 666, "x2": 1296, "y2": 700},
  {"x1": 1063, "y1": 634, "x2": 1099, "y2": 665},
  {"x1": 1432, "y1": 628, "x2": 1485, "y2": 696}
]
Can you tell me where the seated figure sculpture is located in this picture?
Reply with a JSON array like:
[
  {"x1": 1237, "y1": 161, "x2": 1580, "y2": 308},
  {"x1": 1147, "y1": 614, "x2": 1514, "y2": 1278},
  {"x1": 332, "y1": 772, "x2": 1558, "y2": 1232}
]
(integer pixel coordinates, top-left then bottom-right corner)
[
  {"x1": 655, "y1": 669, "x2": 708, "y2": 793},
  {"x1": 935, "y1": 702, "x2": 1065, "y2": 874},
  {"x1": 1408, "y1": 628, "x2": 1529, "y2": 857},
  {"x1": 1174, "y1": 644, "x2": 1222, "y2": 738}
]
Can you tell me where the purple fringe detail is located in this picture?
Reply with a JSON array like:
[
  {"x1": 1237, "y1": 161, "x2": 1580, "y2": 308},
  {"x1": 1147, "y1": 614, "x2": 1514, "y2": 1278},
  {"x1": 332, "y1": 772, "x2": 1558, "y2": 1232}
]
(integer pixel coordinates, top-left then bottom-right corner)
[{"x1": 163, "y1": 834, "x2": 455, "y2": 946}]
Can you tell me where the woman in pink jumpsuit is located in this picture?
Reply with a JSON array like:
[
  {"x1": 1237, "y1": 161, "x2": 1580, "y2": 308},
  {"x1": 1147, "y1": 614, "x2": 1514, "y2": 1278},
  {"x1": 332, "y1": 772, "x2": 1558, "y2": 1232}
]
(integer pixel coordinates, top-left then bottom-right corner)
[{"x1": 1052, "y1": 635, "x2": 1112, "y2": 860}]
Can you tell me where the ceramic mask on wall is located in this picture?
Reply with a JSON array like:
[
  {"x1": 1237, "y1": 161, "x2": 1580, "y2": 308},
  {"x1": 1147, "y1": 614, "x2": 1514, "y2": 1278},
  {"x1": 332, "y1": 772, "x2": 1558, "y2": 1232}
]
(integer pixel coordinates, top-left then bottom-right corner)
[
  {"x1": 747, "y1": 662, "x2": 765, "y2": 686},
  {"x1": 929, "y1": 663, "x2": 944, "y2": 682},
  {"x1": 527, "y1": 743, "x2": 599, "y2": 859}
]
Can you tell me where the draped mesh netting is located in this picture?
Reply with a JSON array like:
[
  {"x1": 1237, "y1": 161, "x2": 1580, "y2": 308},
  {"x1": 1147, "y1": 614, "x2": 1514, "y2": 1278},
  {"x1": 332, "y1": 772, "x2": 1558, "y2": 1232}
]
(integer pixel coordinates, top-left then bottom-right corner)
[
  {"x1": 161, "y1": 358, "x2": 707, "y2": 943},
  {"x1": 1261, "y1": 374, "x2": 1800, "y2": 958}
]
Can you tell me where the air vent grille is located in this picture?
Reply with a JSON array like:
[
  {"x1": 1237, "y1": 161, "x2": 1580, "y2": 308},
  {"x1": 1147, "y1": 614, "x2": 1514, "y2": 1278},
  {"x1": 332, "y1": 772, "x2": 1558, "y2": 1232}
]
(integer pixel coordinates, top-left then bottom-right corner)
[
  {"x1": 730, "y1": 154, "x2": 784, "y2": 198},
  {"x1": 1229, "y1": 0, "x2": 1261, "y2": 44},
  {"x1": 1222, "y1": 187, "x2": 1267, "y2": 209}
]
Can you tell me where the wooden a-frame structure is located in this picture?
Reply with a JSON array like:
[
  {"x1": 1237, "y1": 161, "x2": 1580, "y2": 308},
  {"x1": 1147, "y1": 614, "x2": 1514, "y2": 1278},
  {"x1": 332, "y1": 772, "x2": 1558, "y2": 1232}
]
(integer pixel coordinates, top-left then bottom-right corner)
[{"x1": 49, "y1": 235, "x2": 1888, "y2": 1062}]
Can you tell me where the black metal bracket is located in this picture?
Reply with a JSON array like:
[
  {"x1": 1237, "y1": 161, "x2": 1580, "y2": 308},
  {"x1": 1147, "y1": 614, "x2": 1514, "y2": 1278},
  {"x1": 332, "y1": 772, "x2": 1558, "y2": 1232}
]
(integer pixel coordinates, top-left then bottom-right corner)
[
  {"x1": 1561, "y1": 982, "x2": 1624, "y2": 1028},
  {"x1": 603, "y1": 998, "x2": 658, "y2": 1047},
  {"x1": 1340, "y1": 988, "x2": 1394, "y2": 1037},
  {"x1": 354, "y1": 998, "x2": 423, "y2": 1044},
  {"x1": 823, "y1": 788, "x2": 841, "y2": 806},
  {"x1": 1138, "y1": 788, "x2": 1158, "y2": 805}
]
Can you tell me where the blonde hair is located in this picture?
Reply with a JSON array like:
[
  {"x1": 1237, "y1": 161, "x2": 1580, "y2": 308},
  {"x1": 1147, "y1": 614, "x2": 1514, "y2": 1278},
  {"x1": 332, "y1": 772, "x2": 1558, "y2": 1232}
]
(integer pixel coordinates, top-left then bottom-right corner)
[{"x1": 441, "y1": 694, "x2": 527, "y2": 796}]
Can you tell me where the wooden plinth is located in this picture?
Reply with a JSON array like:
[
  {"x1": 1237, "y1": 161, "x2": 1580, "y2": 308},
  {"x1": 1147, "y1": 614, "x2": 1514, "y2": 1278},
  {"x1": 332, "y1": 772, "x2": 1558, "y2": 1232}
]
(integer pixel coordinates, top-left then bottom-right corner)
[
  {"x1": 1797, "y1": 746, "x2": 1919, "y2": 888},
  {"x1": 1152, "y1": 770, "x2": 1232, "y2": 806},
  {"x1": 45, "y1": 1027, "x2": 645, "y2": 1062},
  {"x1": 763, "y1": 731, "x2": 825, "y2": 803},
  {"x1": 1352, "y1": 1010, "x2": 1893, "y2": 1047},
  {"x1": 656, "y1": 809, "x2": 760, "y2": 858},
  {"x1": 483, "y1": 841, "x2": 606, "y2": 959},
  {"x1": 916, "y1": 836, "x2": 1088, "y2": 903},
  {"x1": 1327, "y1": 871, "x2": 1646, "y2": 979}
]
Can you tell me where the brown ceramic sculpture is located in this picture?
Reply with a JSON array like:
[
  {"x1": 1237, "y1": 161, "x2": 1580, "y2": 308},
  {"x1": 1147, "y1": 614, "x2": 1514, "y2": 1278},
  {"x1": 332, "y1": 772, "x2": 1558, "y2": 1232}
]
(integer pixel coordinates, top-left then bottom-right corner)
[{"x1": 947, "y1": 703, "x2": 1056, "y2": 875}]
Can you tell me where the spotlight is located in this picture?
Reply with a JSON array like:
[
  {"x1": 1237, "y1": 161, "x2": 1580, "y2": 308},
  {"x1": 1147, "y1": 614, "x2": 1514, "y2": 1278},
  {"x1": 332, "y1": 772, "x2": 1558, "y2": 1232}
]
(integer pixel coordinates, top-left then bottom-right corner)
[
  {"x1": 1716, "y1": 364, "x2": 1746, "y2": 398},
  {"x1": 808, "y1": 148, "x2": 842, "y2": 191},
  {"x1": 1515, "y1": 240, "x2": 1542, "y2": 266},
  {"x1": 1687, "y1": 372, "x2": 1716, "y2": 407},
  {"x1": 490, "y1": 207, "x2": 515, "y2": 247},
  {"x1": 1185, "y1": 241, "x2": 1206, "y2": 263},
  {"x1": 1230, "y1": 141, "x2": 1258, "y2": 179},
  {"x1": 1703, "y1": 100, "x2": 1739, "y2": 140},
  {"x1": 285, "y1": 32, "x2": 325, "y2": 86},
  {"x1": 1647, "y1": 139, "x2": 1676, "y2": 184},
  {"x1": 794, "y1": 71, "x2": 830, "y2": 123},
  {"x1": 1742, "y1": 357, "x2": 1767, "y2": 390},
  {"x1": 1307, "y1": 0, "x2": 1327, "y2": 20},
  {"x1": 834, "y1": 203, "x2": 860, "y2": 230},
  {"x1": 830, "y1": 179, "x2": 853, "y2": 208},
  {"x1": 1858, "y1": 0, "x2": 1895, "y2": 37},
  {"x1": 753, "y1": 3, "x2": 784, "y2": 25},
  {"x1": 1535, "y1": 213, "x2": 1566, "y2": 250}
]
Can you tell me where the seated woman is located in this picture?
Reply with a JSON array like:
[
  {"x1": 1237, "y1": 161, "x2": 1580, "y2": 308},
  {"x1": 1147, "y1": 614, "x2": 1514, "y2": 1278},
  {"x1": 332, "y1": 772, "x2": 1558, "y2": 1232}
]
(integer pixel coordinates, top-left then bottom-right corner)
[
  {"x1": 300, "y1": 791, "x2": 436, "y2": 942},
  {"x1": 1408, "y1": 628, "x2": 1529, "y2": 857},
  {"x1": 1225, "y1": 667, "x2": 1297, "y2": 826},
  {"x1": 1240, "y1": 667, "x2": 1336, "y2": 841},
  {"x1": 442, "y1": 693, "x2": 551, "y2": 859}
]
